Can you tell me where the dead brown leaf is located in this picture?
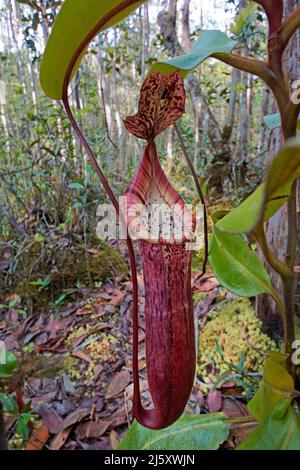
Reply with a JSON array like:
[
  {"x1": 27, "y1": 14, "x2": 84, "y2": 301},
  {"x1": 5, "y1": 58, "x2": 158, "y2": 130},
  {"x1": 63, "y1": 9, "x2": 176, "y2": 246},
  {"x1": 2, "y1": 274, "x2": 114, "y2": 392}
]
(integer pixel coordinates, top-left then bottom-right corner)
[
  {"x1": 50, "y1": 426, "x2": 72, "y2": 450},
  {"x1": 125, "y1": 380, "x2": 148, "y2": 401},
  {"x1": 226, "y1": 422, "x2": 257, "y2": 448},
  {"x1": 110, "y1": 292, "x2": 125, "y2": 307},
  {"x1": 26, "y1": 424, "x2": 49, "y2": 451},
  {"x1": 30, "y1": 391, "x2": 58, "y2": 409},
  {"x1": 37, "y1": 406, "x2": 63, "y2": 434},
  {"x1": 222, "y1": 397, "x2": 249, "y2": 418},
  {"x1": 75, "y1": 305, "x2": 93, "y2": 316},
  {"x1": 72, "y1": 350, "x2": 91, "y2": 362},
  {"x1": 207, "y1": 390, "x2": 223, "y2": 413},
  {"x1": 75, "y1": 420, "x2": 111, "y2": 440},
  {"x1": 107, "y1": 370, "x2": 131, "y2": 398},
  {"x1": 62, "y1": 408, "x2": 90, "y2": 429},
  {"x1": 109, "y1": 430, "x2": 120, "y2": 450},
  {"x1": 128, "y1": 330, "x2": 145, "y2": 344}
]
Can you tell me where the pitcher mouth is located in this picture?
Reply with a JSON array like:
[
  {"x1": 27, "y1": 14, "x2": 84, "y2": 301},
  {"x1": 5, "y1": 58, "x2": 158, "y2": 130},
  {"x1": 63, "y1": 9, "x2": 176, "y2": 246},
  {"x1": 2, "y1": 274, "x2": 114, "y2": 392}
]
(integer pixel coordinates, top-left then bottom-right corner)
[{"x1": 121, "y1": 140, "x2": 196, "y2": 246}]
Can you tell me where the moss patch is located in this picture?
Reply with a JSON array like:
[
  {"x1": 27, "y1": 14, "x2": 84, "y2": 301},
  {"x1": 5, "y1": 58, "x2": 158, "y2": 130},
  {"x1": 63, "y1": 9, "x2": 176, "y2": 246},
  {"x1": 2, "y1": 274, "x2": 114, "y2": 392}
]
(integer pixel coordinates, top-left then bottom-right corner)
[
  {"x1": 11, "y1": 240, "x2": 127, "y2": 310},
  {"x1": 198, "y1": 298, "x2": 278, "y2": 381}
]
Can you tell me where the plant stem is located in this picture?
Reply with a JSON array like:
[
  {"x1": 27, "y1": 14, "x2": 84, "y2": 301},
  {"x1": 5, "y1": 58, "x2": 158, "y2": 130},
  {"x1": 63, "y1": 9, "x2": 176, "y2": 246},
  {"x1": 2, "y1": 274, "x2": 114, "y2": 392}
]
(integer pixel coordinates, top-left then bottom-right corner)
[
  {"x1": 214, "y1": 53, "x2": 289, "y2": 115},
  {"x1": 280, "y1": 6, "x2": 300, "y2": 50},
  {"x1": 225, "y1": 416, "x2": 258, "y2": 425},
  {"x1": 174, "y1": 123, "x2": 208, "y2": 277},
  {"x1": 254, "y1": 222, "x2": 290, "y2": 279}
]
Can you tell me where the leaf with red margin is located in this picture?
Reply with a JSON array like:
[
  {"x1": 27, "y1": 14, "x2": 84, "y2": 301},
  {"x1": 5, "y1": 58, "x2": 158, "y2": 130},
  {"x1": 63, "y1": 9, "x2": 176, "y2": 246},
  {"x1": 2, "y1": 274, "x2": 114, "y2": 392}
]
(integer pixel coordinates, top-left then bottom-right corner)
[{"x1": 123, "y1": 72, "x2": 185, "y2": 141}]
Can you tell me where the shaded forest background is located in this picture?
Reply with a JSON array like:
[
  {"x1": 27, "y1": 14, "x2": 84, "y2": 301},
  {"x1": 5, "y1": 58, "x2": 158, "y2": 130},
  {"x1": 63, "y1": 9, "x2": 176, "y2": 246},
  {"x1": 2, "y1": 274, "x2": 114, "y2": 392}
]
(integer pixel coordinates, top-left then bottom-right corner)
[
  {"x1": 0, "y1": 0, "x2": 272, "y2": 253},
  {"x1": 1, "y1": 0, "x2": 300, "y2": 451}
]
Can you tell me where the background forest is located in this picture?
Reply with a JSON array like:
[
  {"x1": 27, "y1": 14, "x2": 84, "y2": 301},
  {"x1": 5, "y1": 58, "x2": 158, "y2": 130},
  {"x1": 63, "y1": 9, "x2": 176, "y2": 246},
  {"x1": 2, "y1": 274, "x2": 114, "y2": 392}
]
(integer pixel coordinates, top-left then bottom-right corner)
[{"x1": 0, "y1": 0, "x2": 299, "y2": 451}]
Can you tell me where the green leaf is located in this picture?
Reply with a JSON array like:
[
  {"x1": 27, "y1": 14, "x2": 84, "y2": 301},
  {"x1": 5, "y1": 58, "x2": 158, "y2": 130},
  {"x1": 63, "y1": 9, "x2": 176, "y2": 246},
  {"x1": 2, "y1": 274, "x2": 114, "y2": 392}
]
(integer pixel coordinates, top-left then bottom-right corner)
[
  {"x1": 230, "y1": 4, "x2": 256, "y2": 36},
  {"x1": 119, "y1": 413, "x2": 230, "y2": 450},
  {"x1": 30, "y1": 275, "x2": 52, "y2": 292},
  {"x1": 217, "y1": 138, "x2": 300, "y2": 234},
  {"x1": 238, "y1": 400, "x2": 300, "y2": 450},
  {"x1": 68, "y1": 182, "x2": 85, "y2": 190},
  {"x1": 263, "y1": 138, "x2": 300, "y2": 221},
  {"x1": 149, "y1": 30, "x2": 236, "y2": 77},
  {"x1": 211, "y1": 209, "x2": 230, "y2": 224},
  {"x1": 0, "y1": 393, "x2": 18, "y2": 414},
  {"x1": 208, "y1": 227, "x2": 273, "y2": 297},
  {"x1": 263, "y1": 113, "x2": 281, "y2": 130},
  {"x1": 0, "y1": 350, "x2": 18, "y2": 378},
  {"x1": 16, "y1": 413, "x2": 33, "y2": 438},
  {"x1": 263, "y1": 113, "x2": 300, "y2": 131},
  {"x1": 217, "y1": 184, "x2": 266, "y2": 234},
  {"x1": 247, "y1": 351, "x2": 294, "y2": 422},
  {"x1": 40, "y1": 0, "x2": 146, "y2": 100},
  {"x1": 50, "y1": 288, "x2": 78, "y2": 308}
]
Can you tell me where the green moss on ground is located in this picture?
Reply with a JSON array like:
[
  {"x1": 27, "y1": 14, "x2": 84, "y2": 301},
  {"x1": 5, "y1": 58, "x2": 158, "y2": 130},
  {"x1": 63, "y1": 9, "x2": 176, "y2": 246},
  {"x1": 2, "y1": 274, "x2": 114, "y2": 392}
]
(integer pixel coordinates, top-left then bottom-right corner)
[
  {"x1": 198, "y1": 298, "x2": 278, "y2": 381},
  {"x1": 10, "y1": 240, "x2": 127, "y2": 310}
]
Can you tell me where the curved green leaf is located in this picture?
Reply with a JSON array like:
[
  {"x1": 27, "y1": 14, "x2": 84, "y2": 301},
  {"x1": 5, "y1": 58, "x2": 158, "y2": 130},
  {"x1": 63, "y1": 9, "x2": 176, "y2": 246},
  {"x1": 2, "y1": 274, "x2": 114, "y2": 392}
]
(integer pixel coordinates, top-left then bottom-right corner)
[
  {"x1": 217, "y1": 184, "x2": 265, "y2": 234},
  {"x1": 40, "y1": 0, "x2": 145, "y2": 100},
  {"x1": 263, "y1": 113, "x2": 300, "y2": 131},
  {"x1": 263, "y1": 112, "x2": 281, "y2": 130},
  {"x1": 264, "y1": 138, "x2": 300, "y2": 220},
  {"x1": 238, "y1": 399, "x2": 300, "y2": 450},
  {"x1": 149, "y1": 30, "x2": 236, "y2": 77},
  {"x1": 247, "y1": 351, "x2": 294, "y2": 422},
  {"x1": 119, "y1": 413, "x2": 230, "y2": 450},
  {"x1": 208, "y1": 227, "x2": 273, "y2": 297},
  {"x1": 217, "y1": 138, "x2": 300, "y2": 234},
  {"x1": 0, "y1": 350, "x2": 18, "y2": 378}
]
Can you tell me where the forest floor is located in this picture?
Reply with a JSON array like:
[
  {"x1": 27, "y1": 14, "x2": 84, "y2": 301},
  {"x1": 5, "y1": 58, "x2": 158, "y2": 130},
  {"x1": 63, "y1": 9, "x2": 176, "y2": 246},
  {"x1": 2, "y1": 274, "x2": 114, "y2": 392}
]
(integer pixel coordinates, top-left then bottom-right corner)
[{"x1": 0, "y1": 240, "x2": 257, "y2": 450}]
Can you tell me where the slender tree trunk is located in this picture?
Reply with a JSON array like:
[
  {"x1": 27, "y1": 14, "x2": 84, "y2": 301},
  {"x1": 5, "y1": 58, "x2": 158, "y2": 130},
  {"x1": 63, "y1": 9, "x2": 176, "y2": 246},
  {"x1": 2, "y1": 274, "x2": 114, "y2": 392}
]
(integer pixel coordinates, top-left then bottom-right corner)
[
  {"x1": 237, "y1": 69, "x2": 249, "y2": 185},
  {"x1": 112, "y1": 29, "x2": 126, "y2": 173},
  {"x1": 225, "y1": 67, "x2": 240, "y2": 139},
  {"x1": 140, "y1": 4, "x2": 150, "y2": 78},
  {"x1": 258, "y1": 87, "x2": 271, "y2": 152},
  {"x1": 96, "y1": 35, "x2": 114, "y2": 168},
  {"x1": 0, "y1": 75, "x2": 10, "y2": 154},
  {"x1": 179, "y1": 0, "x2": 192, "y2": 50},
  {"x1": 8, "y1": 0, "x2": 30, "y2": 140},
  {"x1": 157, "y1": 0, "x2": 180, "y2": 54},
  {"x1": 73, "y1": 71, "x2": 83, "y2": 177}
]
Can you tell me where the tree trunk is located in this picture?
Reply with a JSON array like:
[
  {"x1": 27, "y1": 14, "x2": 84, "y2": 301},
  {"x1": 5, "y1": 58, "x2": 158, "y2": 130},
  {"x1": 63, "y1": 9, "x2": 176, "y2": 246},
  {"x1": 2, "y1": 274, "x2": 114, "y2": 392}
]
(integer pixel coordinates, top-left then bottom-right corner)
[
  {"x1": 236, "y1": 69, "x2": 249, "y2": 186},
  {"x1": 258, "y1": 87, "x2": 271, "y2": 152},
  {"x1": 96, "y1": 35, "x2": 114, "y2": 168},
  {"x1": 140, "y1": 4, "x2": 150, "y2": 78},
  {"x1": 112, "y1": 29, "x2": 126, "y2": 173},
  {"x1": 157, "y1": 0, "x2": 180, "y2": 54},
  {"x1": 256, "y1": 0, "x2": 300, "y2": 336},
  {"x1": 179, "y1": 0, "x2": 192, "y2": 50}
]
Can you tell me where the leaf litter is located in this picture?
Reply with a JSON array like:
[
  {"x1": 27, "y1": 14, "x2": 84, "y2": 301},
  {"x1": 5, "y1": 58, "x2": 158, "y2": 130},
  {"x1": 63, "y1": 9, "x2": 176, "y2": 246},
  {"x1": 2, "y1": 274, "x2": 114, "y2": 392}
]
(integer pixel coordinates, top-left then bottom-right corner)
[{"x1": 0, "y1": 240, "x2": 252, "y2": 450}]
